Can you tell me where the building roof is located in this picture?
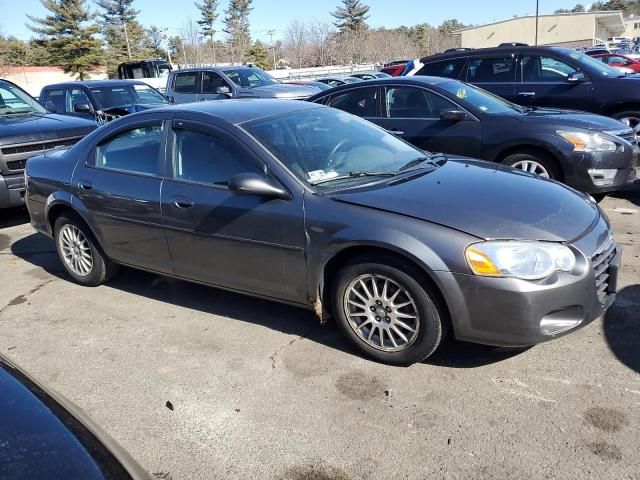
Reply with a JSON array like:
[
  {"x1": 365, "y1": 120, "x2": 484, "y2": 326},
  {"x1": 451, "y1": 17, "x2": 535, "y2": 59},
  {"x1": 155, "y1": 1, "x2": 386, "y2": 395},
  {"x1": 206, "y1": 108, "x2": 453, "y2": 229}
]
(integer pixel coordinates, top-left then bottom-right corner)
[{"x1": 453, "y1": 10, "x2": 625, "y2": 34}]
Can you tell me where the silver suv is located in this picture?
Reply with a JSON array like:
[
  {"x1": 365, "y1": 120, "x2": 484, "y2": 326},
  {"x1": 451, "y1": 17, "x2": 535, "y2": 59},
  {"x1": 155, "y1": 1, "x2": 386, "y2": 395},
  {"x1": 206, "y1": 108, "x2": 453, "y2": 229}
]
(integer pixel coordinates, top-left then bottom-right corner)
[{"x1": 165, "y1": 66, "x2": 319, "y2": 103}]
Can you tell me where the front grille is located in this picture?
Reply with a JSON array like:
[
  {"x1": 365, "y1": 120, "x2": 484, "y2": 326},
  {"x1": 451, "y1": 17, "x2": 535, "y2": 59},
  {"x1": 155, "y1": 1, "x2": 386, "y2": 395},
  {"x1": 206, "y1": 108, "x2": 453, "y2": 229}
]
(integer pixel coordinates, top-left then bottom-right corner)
[
  {"x1": 591, "y1": 237, "x2": 616, "y2": 304},
  {"x1": 606, "y1": 128, "x2": 637, "y2": 146},
  {"x1": 6, "y1": 159, "x2": 27, "y2": 171},
  {"x1": 0, "y1": 137, "x2": 81, "y2": 157}
]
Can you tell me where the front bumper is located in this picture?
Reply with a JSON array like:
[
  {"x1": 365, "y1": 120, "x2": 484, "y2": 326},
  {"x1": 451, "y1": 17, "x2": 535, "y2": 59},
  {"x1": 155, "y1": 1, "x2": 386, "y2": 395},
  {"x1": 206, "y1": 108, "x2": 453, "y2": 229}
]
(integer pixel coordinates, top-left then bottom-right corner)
[
  {"x1": 439, "y1": 216, "x2": 620, "y2": 347},
  {"x1": 563, "y1": 146, "x2": 639, "y2": 194},
  {"x1": 0, "y1": 173, "x2": 26, "y2": 209}
]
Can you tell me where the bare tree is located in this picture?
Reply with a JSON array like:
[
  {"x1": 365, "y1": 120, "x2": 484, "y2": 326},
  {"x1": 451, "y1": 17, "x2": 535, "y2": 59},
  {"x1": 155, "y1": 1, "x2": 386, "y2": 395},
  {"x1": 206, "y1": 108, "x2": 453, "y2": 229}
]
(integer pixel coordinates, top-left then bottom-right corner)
[
  {"x1": 180, "y1": 17, "x2": 202, "y2": 64},
  {"x1": 284, "y1": 19, "x2": 308, "y2": 68},
  {"x1": 309, "y1": 20, "x2": 333, "y2": 66}
]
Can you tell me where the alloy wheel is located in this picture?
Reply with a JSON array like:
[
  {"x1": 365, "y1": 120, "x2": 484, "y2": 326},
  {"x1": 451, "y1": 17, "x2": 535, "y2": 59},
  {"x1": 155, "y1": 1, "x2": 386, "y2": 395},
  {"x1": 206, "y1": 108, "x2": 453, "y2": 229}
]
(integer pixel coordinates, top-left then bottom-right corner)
[
  {"x1": 618, "y1": 116, "x2": 640, "y2": 138},
  {"x1": 58, "y1": 224, "x2": 93, "y2": 277},
  {"x1": 343, "y1": 274, "x2": 420, "y2": 352},
  {"x1": 511, "y1": 160, "x2": 550, "y2": 178}
]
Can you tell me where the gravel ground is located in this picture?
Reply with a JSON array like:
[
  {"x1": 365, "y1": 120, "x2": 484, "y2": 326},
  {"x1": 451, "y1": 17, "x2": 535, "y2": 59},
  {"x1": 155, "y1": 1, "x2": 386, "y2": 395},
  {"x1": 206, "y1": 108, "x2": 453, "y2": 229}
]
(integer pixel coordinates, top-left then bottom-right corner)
[{"x1": 0, "y1": 185, "x2": 639, "y2": 480}]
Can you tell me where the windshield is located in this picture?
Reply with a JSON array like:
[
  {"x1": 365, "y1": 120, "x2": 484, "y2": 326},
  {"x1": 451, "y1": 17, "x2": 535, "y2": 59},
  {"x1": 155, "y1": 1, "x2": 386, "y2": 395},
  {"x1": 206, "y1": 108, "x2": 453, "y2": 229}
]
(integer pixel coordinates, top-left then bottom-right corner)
[
  {"x1": 243, "y1": 107, "x2": 433, "y2": 189},
  {"x1": 571, "y1": 51, "x2": 625, "y2": 77},
  {"x1": 155, "y1": 64, "x2": 172, "y2": 78},
  {"x1": 0, "y1": 81, "x2": 46, "y2": 115},
  {"x1": 224, "y1": 68, "x2": 279, "y2": 88},
  {"x1": 438, "y1": 80, "x2": 523, "y2": 114},
  {"x1": 89, "y1": 84, "x2": 167, "y2": 109}
]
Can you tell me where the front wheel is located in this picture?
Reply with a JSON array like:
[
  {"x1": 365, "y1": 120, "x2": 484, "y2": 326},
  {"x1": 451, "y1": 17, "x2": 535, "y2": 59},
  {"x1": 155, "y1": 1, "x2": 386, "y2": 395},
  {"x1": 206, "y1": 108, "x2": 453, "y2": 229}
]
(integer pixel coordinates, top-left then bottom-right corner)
[
  {"x1": 331, "y1": 255, "x2": 447, "y2": 366},
  {"x1": 611, "y1": 110, "x2": 640, "y2": 138},
  {"x1": 501, "y1": 150, "x2": 560, "y2": 180},
  {"x1": 54, "y1": 212, "x2": 118, "y2": 286}
]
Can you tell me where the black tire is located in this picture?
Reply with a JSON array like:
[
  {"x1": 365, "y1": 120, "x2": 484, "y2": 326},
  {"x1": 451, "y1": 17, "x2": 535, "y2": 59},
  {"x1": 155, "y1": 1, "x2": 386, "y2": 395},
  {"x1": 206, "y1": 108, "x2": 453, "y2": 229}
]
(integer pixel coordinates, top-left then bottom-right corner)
[
  {"x1": 331, "y1": 254, "x2": 447, "y2": 366},
  {"x1": 501, "y1": 150, "x2": 561, "y2": 180},
  {"x1": 592, "y1": 193, "x2": 607, "y2": 203},
  {"x1": 53, "y1": 212, "x2": 118, "y2": 286},
  {"x1": 610, "y1": 110, "x2": 640, "y2": 133}
]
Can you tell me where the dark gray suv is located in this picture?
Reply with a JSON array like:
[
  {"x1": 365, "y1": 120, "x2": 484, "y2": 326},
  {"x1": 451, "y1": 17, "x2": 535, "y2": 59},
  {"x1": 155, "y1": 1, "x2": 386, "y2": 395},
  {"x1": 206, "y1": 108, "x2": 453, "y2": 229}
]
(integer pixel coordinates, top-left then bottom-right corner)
[
  {"x1": 25, "y1": 100, "x2": 620, "y2": 365},
  {"x1": 165, "y1": 66, "x2": 319, "y2": 103}
]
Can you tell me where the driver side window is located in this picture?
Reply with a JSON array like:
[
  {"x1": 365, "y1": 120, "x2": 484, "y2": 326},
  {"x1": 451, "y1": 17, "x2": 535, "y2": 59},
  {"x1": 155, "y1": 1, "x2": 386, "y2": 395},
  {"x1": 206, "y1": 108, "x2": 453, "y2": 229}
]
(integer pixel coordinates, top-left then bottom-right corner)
[{"x1": 521, "y1": 56, "x2": 577, "y2": 82}]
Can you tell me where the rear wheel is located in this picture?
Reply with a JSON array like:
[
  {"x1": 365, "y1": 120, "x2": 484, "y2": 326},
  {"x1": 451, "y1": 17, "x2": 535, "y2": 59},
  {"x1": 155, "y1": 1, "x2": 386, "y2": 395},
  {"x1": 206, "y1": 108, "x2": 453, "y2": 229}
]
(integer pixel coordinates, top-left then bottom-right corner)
[
  {"x1": 501, "y1": 150, "x2": 561, "y2": 180},
  {"x1": 54, "y1": 212, "x2": 118, "y2": 286},
  {"x1": 331, "y1": 255, "x2": 447, "y2": 366},
  {"x1": 611, "y1": 110, "x2": 640, "y2": 138}
]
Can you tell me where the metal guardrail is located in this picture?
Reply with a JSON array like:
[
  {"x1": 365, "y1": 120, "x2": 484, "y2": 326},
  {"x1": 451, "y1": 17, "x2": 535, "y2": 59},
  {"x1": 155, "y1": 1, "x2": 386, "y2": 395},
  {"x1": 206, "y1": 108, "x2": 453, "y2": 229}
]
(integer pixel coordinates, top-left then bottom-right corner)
[{"x1": 267, "y1": 64, "x2": 379, "y2": 80}]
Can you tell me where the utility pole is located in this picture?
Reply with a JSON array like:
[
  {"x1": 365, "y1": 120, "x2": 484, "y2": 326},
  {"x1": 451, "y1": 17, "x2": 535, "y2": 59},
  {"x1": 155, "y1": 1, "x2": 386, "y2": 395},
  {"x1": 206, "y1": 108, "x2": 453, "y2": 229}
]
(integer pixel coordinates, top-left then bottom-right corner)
[
  {"x1": 123, "y1": 22, "x2": 132, "y2": 59},
  {"x1": 535, "y1": 0, "x2": 540, "y2": 46},
  {"x1": 267, "y1": 29, "x2": 277, "y2": 69}
]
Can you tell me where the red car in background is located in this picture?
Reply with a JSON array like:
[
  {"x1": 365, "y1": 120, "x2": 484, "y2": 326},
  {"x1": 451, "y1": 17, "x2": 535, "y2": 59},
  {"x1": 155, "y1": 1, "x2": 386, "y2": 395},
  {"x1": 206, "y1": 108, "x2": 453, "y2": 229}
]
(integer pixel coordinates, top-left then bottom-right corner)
[
  {"x1": 380, "y1": 63, "x2": 407, "y2": 76},
  {"x1": 591, "y1": 53, "x2": 640, "y2": 73}
]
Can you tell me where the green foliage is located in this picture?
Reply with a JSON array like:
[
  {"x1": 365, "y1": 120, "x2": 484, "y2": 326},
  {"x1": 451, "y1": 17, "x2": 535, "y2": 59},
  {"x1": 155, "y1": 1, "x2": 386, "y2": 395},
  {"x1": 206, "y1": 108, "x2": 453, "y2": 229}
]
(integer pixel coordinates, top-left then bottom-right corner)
[
  {"x1": 438, "y1": 19, "x2": 467, "y2": 35},
  {"x1": 196, "y1": 0, "x2": 219, "y2": 41},
  {"x1": 246, "y1": 40, "x2": 270, "y2": 69},
  {"x1": 26, "y1": 0, "x2": 103, "y2": 80},
  {"x1": 331, "y1": 0, "x2": 370, "y2": 32},
  {"x1": 145, "y1": 26, "x2": 167, "y2": 59},
  {"x1": 223, "y1": 0, "x2": 253, "y2": 61}
]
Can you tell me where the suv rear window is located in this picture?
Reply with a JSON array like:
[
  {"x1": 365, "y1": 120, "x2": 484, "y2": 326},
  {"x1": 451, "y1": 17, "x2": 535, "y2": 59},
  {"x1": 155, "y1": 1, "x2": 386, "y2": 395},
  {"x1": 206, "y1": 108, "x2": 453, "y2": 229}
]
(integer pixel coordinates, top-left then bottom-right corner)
[{"x1": 415, "y1": 59, "x2": 466, "y2": 79}]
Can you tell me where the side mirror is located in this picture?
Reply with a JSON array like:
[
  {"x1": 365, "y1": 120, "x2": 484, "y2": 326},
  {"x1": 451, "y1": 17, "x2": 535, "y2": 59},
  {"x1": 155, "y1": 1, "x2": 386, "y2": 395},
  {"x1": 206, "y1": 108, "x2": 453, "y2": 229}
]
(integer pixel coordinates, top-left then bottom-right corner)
[
  {"x1": 44, "y1": 101, "x2": 57, "y2": 113},
  {"x1": 566, "y1": 71, "x2": 587, "y2": 84},
  {"x1": 73, "y1": 103, "x2": 92, "y2": 113},
  {"x1": 440, "y1": 110, "x2": 467, "y2": 122},
  {"x1": 216, "y1": 85, "x2": 232, "y2": 96},
  {"x1": 228, "y1": 173, "x2": 290, "y2": 200}
]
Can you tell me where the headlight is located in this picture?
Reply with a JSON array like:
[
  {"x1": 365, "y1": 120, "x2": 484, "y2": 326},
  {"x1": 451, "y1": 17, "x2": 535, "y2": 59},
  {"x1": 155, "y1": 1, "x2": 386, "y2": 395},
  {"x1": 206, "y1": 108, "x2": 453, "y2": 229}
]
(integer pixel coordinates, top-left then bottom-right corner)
[
  {"x1": 557, "y1": 131, "x2": 617, "y2": 152},
  {"x1": 465, "y1": 241, "x2": 576, "y2": 280}
]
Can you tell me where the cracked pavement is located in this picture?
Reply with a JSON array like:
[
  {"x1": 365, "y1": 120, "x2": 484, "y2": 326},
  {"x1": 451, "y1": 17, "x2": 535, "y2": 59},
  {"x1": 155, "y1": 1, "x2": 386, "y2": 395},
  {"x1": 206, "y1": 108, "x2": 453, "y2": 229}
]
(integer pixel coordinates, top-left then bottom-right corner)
[{"x1": 0, "y1": 186, "x2": 639, "y2": 480}]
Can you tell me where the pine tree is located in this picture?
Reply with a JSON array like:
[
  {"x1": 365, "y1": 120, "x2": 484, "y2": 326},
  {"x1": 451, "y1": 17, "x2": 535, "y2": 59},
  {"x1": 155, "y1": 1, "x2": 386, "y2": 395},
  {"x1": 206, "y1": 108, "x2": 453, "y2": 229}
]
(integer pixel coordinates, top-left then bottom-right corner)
[
  {"x1": 223, "y1": 0, "x2": 253, "y2": 62},
  {"x1": 95, "y1": 0, "x2": 138, "y2": 59},
  {"x1": 27, "y1": 0, "x2": 103, "y2": 80},
  {"x1": 331, "y1": 0, "x2": 370, "y2": 33},
  {"x1": 246, "y1": 40, "x2": 270, "y2": 69},
  {"x1": 196, "y1": 0, "x2": 219, "y2": 63}
]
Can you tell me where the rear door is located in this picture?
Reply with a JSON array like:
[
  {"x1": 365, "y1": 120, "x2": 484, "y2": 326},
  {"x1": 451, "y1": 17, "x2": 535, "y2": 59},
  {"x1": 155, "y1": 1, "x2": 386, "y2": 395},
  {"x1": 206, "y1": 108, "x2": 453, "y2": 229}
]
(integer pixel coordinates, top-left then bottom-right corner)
[
  {"x1": 160, "y1": 117, "x2": 307, "y2": 303},
  {"x1": 465, "y1": 54, "x2": 517, "y2": 102},
  {"x1": 515, "y1": 54, "x2": 594, "y2": 111},
  {"x1": 72, "y1": 113, "x2": 172, "y2": 273},
  {"x1": 375, "y1": 85, "x2": 482, "y2": 157},
  {"x1": 168, "y1": 71, "x2": 200, "y2": 104}
]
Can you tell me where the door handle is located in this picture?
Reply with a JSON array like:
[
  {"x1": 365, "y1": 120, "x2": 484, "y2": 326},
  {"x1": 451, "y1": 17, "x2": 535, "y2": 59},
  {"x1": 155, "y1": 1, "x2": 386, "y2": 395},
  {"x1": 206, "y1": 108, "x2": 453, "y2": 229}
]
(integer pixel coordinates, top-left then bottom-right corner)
[
  {"x1": 388, "y1": 129, "x2": 405, "y2": 136},
  {"x1": 171, "y1": 197, "x2": 194, "y2": 209},
  {"x1": 518, "y1": 91, "x2": 536, "y2": 97},
  {"x1": 78, "y1": 180, "x2": 93, "y2": 190}
]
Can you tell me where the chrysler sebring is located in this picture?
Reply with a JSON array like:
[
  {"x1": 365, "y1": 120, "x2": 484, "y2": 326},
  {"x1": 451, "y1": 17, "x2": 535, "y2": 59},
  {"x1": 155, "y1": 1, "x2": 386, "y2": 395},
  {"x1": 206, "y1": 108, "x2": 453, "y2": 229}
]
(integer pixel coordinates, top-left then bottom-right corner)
[{"x1": 25, "y1": 100, "x2": 620, "y2": 365}]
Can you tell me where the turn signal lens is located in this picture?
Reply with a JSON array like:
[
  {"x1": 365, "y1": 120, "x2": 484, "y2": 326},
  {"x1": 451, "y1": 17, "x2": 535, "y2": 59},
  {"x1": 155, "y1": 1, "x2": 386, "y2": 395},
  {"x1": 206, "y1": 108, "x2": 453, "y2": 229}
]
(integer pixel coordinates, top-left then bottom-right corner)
[{"x1": 465, "y1": 248, "x2": 502, "y2": 276}]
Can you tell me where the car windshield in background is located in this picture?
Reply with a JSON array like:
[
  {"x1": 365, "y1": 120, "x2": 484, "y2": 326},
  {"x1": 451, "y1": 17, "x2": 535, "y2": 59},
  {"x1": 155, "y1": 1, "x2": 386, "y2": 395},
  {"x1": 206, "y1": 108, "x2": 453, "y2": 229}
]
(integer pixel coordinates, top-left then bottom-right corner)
[
  {"x1": 89, "y1": 84, "x2": 167, "y2": 109},
  {"x1": 572, "y1": 51, "x2": 626, "y2": 77},
  {"x1": 438, "y1": 80, "x2": 523, "y2": 114},
  {"x1": 0, "y1": 82, "x2": 46, "y2": 115},
  {"x1": 243, "y1": 107, "x2": 433, "y2": 188},
  {"x1": 224, "y1": 68, "x2": 279, "y2": 88}
]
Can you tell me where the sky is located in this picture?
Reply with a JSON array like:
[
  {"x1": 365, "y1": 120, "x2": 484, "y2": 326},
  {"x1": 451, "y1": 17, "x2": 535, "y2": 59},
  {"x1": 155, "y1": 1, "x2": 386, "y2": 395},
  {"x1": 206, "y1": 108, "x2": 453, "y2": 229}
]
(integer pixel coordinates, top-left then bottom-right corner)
[{"x1": 0, "y1": 0, "x2": 596, "y2": 44}]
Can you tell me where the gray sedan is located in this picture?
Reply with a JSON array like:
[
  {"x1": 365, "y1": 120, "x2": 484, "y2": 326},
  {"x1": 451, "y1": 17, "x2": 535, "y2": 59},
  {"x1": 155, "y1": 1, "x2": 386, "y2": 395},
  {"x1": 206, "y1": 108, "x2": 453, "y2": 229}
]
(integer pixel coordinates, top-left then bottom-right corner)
[{"x1": 24, "y1": 100, "x2": 619, "y2": 365}]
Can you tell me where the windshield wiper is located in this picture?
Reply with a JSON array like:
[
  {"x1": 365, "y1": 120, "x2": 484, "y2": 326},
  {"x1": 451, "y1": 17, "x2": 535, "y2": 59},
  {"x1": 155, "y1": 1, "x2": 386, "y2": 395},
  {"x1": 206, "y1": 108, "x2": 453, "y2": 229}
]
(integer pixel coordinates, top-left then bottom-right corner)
[
  {"x1": 310, "y1": 171, "x2": 396, "y2": 186},
  {"x1": 398, "y1": 156, "x2": 439, "y2": 172}
]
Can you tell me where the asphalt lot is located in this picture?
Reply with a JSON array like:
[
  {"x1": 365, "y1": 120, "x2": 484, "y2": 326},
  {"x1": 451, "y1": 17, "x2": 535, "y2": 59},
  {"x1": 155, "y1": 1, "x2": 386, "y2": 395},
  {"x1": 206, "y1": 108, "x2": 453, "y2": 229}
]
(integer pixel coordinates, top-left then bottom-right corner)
[{"x1": 1, "y1": 187, "x2": 639, "y2": 480}]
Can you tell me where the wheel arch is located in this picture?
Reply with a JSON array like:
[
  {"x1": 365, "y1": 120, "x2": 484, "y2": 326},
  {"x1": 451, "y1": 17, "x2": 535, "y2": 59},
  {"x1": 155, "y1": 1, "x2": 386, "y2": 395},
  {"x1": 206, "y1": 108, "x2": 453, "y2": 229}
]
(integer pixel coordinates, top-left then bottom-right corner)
[
  {"x1": 45, "y1": 193, "x2": 105, "y2": 250},
  {"x1": 494, "y1": 144, "x2": 565, "y2": 181},
  {"x1": 603, "y1": 102, "x2": 640, "y2": 117}
]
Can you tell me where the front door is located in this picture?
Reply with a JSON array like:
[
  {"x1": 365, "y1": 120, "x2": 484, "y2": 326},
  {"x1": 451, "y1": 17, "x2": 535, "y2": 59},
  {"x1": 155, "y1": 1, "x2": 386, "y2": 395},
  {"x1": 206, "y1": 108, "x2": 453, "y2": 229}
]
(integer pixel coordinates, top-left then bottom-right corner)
[
  {"x1": 197, "y1": 71, "x2": 233, "y2": 101},
  {"x1": 374, "y1": 85, "x2": 482, "y2": 158},
  {"x1": 160, "y1": 118, "x2": 307, "y2": 303},
  {"x1": 515, "y1": 55, "x2": 594, "y2": 111},
  {"x1": 72, "y1": 116, "x2": 172, "y2": 273}
]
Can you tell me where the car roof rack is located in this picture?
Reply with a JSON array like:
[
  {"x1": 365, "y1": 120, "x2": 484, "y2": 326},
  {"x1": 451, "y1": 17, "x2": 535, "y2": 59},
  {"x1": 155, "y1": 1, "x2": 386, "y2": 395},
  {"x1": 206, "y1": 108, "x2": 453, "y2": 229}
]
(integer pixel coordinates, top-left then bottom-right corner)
[
  {"x1": 444, "y1": 48, "x2": 474, "y2": 53},
  {"x1": 498, "y1": 42, "x2": 529, "y2": 47}
]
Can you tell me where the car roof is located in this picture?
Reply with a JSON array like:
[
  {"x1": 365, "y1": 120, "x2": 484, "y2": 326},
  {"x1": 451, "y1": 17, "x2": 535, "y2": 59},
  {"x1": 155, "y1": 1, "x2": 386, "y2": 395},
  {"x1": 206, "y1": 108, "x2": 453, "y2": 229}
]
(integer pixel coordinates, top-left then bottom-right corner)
[
  {"x1": 170, "y1": 65, "x2": 257, "y2": 74},
  {"x1": 419, "y1": 45, "x2": 574, "y2": 63},
  {"x1": 307, "y1": 76, "x2": 457, "y2": 101},
  {"x1": 148, "y1": 98, "x2": 323, "y2": 125},
  {"x1": 42, "y1": 79, "x2": 150, "y2": 89}
]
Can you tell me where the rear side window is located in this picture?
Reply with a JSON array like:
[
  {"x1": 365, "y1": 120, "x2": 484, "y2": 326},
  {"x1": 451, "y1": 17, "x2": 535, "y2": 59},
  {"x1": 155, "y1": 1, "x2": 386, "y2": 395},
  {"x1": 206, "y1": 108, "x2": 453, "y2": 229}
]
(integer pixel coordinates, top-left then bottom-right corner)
[
  {"x1": 415, "y1": 59, "x2": 466, "y2": 79},
  {"x1": 467, "y1": 56, "x2": 515, "y2": 83},
  {"x1": 95, "y1": 125, "x2": 162, "y2": 176},
  {"x1": 327, "y1": 87, "x2": 378, "y2": 117},
  {"x1": 172, "y1": 129, "x2": 262, "y2": 186},
  {"x1": 172, "y1": 72, "x2": 198, "y2": 93}
]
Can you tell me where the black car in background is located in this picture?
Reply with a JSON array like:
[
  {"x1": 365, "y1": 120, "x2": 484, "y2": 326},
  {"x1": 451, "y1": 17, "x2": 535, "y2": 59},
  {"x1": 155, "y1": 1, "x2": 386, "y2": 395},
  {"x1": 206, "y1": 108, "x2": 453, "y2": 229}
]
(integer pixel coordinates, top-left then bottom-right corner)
[
  {"x1": 308, "y1": 76, "x2": 638, "y2": 196},
  {"x1": 25, "y1": 100, "x2": 619, "y2": 365},
  {"x1": 0, "y1": 79, "x2": 97, "y2": 209},
  {"x1": 40, "y1": 80, "x2": 169, "y2": 124},
  {"x1": 407, "y1": 45, "x2": 640, "y2": 135},
  {"x1": 0, "y1": 354, "x2": 149, "y2": 479}
]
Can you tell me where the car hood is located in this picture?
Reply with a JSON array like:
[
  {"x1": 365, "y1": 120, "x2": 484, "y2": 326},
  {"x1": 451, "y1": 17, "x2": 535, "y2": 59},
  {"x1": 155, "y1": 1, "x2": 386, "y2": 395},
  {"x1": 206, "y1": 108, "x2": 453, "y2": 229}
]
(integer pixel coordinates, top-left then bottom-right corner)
[
  {"x1": 330, "y1": 159, "x2": 599, "y2": 242},
  {"x1": 513, "y1": 108, "x2": 627, "y2": 131},
  {"x1": 237, "y1": 83, "x2": 320, "y2": 99},
  {"x1": 0, "y1": 113, "x2": 97, "y2": 146}
]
